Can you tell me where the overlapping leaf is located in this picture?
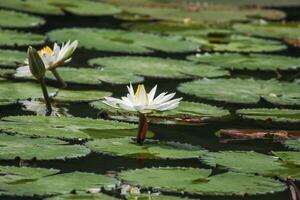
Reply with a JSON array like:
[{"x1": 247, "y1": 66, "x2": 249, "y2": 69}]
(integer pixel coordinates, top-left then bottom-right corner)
[
  {"x1": 178, "y1": 78, "x2": 300, "y2": 105},
  {"x1": 0, "y1": 10, "x2": 45, "y2": 28},
  {"x1": 47, "y1": 28, "x2": 199, "y2": 53},
  {"x1": 0, "y1": 49, "x2": 26, "y2": 67},
  {"x1": 0, "y1": 29, "x2": 45, "y2": 47}
]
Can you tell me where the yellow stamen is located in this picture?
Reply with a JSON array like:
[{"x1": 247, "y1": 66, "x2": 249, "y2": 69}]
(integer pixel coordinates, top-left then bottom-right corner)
[
  {"x1": 38, "y1": 46, "x2": 53, "y2": 56},
  {"x1": 135, "y1": 84, "x2": 144, "y2": 98}
]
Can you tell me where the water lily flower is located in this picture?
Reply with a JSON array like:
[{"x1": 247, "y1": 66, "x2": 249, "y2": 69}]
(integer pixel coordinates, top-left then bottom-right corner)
[
  {"x1": 15, "y1": 40, "x2": 78, "y2": 88},
  {"x1": 103, "y1": 84, "x2": 182, "y2": 144}
]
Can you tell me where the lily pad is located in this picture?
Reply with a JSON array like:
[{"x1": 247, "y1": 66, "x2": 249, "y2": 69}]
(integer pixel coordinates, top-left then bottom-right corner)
[
  {"x1": 126, "y1": 194, "x2": 188, "y2": 200},
  {"x1": 88, "y1": 56, "x2": 229, "y2": 80},
  {"x1": 237, "y1": 108, "x2": 300, "y2": 123},
  {"x1": 119, "y1": 167, "x2": 286, "y2": 195},
  {"x1": 272, "y1": 151, "x2": 300, "y2": 166},
  {"x1": 53, "y1": 89, "x2": 112, "y2": 102},
  {"x1": 86, "y1": 137, "x2": 205, "y2": 159},
  {"x1": 0, "y1": 171, "x2": 118, "y2": 196},
  {"x1": 0, "y1": 0, "x2": 121, "y2": 16},
  {"x1": 90, "y1": 101, "x2": 230, "y2": 124},
  {"x1": 46, "y1": 193, "x2": 118, "y2": 200},
  {"x1": 283, "y1": 139, "x2": 300, "y2": 151},
  {"x1": 115, "y1": 4, "x2": 285, "y2": 24},
  {"x1": 0, "y1": 49, "x2": 26, "y2": 67},
  {"x1": 20, "y1": 100, "x2": 70, "y2": 116},
  {"x1": 188, "y1": 53, "x2": 300, "y2": 71},
  {"x1": 0, "y1": 134, "x2": 90, "y2": 160},
  {"x1": 234, "y1": 22, "x2": 300, "y2": 41},
  {"x1": 0, "y1": 29, "x2": 45, "y2": 47},
  {"x1": 177, "y1": 78, "x2": 300, "y2": 105},
  {"x1": 0, "y1": 9, "x2": 45, "y2": 28},
  {"x1": 0, "y1": 80, "x2": 56, "y2": 106},
  {"x1": 200, "y1": 151, "x2": 300, "y2": 179},
  {"x1": 0, "y1": 115, "x2": 137, "y2": 139},
  {"x1": 47, "y1": 28, "x2": 199, "y2": 53}
]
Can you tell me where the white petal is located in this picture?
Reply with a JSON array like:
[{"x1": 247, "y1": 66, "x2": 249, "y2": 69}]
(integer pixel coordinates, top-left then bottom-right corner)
[
  {"x1": 153, "y1": 92, "x2": 176, "y2": 105},
  {"x1": 148, "y1": 85, "x2": 157, "y2": 104},
  {"x1": 15, "y1": 66, "x2": 32, "y2": 77}
]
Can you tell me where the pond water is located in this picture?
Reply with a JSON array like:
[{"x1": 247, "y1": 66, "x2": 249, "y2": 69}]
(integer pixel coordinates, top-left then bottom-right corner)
[{"x1": 0, "y1": 1, "x2": 299, "y2": 200}]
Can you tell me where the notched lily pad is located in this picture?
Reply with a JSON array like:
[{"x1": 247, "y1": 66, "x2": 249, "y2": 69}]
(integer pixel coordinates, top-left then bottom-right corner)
[
  {"x1": 237, "y1": 108, "x2": 300, "y2": 123},
  {"x1": 88, "y1": 56, "x2": 229, "y2": 80},
  {"x1": 90, "y1": 101, "x2": 230, "y2": 124},
  {"x1": 0, "y1": 134, "x2": 90, "y2": 160},
  {"x1": 188, "y1": 53, "x2": 300, "y2": 71},
  {"x1": 178, "y1": 78, "x2": 300, "y2": 105},
  {"x1": 0, "y1": 49, "x2": 26, "y2": 67},
  {"x1": 0, "y1": 9, "x2": 45, "y2": 28},
  {"x1": 0, "y1": 115, "x2": 137, "y2": 139},
  {"x1": 86, "y1": 137, "x2": 205, "y2": 159},
  {"x1": 119, "y1": 167, "x2": 286, "y2": 195},
  {"x1": 47, "y1": 28, "x2": 199, "y2": 53},
  {"x1": 0, "y1": 29, "x2": 45, "y2": 47}
]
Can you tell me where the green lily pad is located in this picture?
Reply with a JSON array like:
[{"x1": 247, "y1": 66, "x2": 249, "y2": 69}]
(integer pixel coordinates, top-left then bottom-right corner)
[
  {"x1": 119, "y1": 167, "x2": 286, "y2": 195},
  {"x1": 283, "y1": 139, "x2": 300, "y2": 151},
  {"x1": 88, "y1": 56, "x2": 229, "y2": 80},
  {"x1": 53, "y1": 89, "x2": 112, "y2": 102},
  {"x1": 0, "y1": 0, "x2": 121, "y2": 16},
  {"x1": 0, "y1": 80, "x2": 57, "y2": 106},
  {"x1": 177, "y1": 78, "x2": 300, "y2": 105},
  {"x1": 0, "y1": 29, "x2": 45, "y2": 47},
  {"x1": 126, "y1": 194, "x2": 188, "y2": 200},
  {"x1": 47, "y1": 28, "x2": 199, "y2": 53},
  {"x1": 0, "y1": 165, "x2": 59, "y2": 184},
  {"x1": 46, "y1": 67, "x2": 143, "y2": 85},
  {"x1": 188, "y1": 53, "x2": 300, "y2": 71},
  {"x1": 0, "y1": 171, "x2": 118, "y2": 196},
  {"x1": 20, "y1": 100, "x2": 70, "y2": 116},
  {"x1": 0, "y1": 134, "x2": 90, "y2": 160},
  {"x1": 46, "y1": 193, "x2": 118, "y2": 200},
  {"x1": 115, "y1": 4, "x2": 285, "y2": 24},
  {"x1": 237, "y1": 108, "x2": 300, "y2": 123},
  {"x1": 234, "y1": 22, "x2": 300, "y2": 41},
  {"x1": 90, "y1": 101, "x2": 230, "y2": 124},
  {"x1": 86, "y1": 137, "x2": 205, "y2": 159},
  {"x1": 272, "y1": 151, "x2": 300, "y2": 166},
  {"x1": 0, "y1": 69, "x2": 16, "y2": 77},
  {"x1": 0, "y1": 9, "x2": 45, "y2": 28},
  {"x1": 0, "y1": 115, "x2": 137, "y2": 139},
  {"x1": 200, "y1": 151, "x2": 300, "y2": 179},
  {"x1": 0, "y1": 49, "x2": 26, "y2": 67}
]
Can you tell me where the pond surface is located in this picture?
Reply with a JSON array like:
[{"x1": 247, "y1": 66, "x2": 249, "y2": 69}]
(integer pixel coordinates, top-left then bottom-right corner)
[{"x1": 0, "y1": 1, "x2": 299, "y2": 200}]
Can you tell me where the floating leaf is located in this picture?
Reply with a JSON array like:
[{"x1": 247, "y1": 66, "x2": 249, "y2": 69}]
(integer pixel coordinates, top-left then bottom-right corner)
[
  {"x1": 0, "y1": 29, "x2": 45, "y2": 47},
  {"x1": 178, "y1": 78, "x2": 300, "y2": 105},
  {"x1": 119, "y1": 167, "x2": 286, "y2": 195},
  {"x1": 0, "y1": 134, "x2": 90, "y2": 160},
  {"x1": 237, "y1": 108, "x2": 300, "y2": 123},
  {"x1": 47, "y1": 28, "x2": 199, "y2": 53},
  {"x1": 0, "y1": 69, "x2": 15, "y2": 77},
  {"x1": 20, "y1": 100, "x2": 70, "y2": 116},
  {"x1": 53, "y1": 89, "x2": 112, "y2": 102},
  {"x1": 188, "y1": 53, "x2": 300, "y2": 71},
  {"x1": 0, "y1": 80, "x2": 56, "y2": 106},
  {"x1": 272, "y1": 151, "x2": 300, "y2": 166},
  {"x1": 0, "y1": 171, "x2": 118, "y2": 196},
  {"x1": 90, "y1": 101, "x2": 229, "y2": 124},
  {"x1": 0, "y1": 49, "x2": 26, "y2": 67},
  {"x1": 0, "y1": 9, "x2": 45, "y2": 28},
  {"x1": 0, "y1": 0, "x2": 121, "y2": 16},
  {"x1": 86, "y1": 137, "x2": 205, "y2": 159},
  {"x1": 126, "y1": 194, "x2": 188, "y2": 200},
  {"x1": 0, "y1": 115, "x2": 137, "y2": 139},
  {"x1": 200, "y1": 151, "x2": 300, "y2": 180},
  {"x1": 46, "y1": 193, "x2": 118, "y2": 200},
  {"x1": 88, "y1": 56, "x2": 229, "y2": 80},
  {"x1": 283, "y1": 139, "x2": 300, "y2": 151}
]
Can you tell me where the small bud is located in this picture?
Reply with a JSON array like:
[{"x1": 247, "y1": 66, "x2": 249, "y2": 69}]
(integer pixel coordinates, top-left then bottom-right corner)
[{"x1": 27, "y1": 46, "x2": 46, "y2": 80}]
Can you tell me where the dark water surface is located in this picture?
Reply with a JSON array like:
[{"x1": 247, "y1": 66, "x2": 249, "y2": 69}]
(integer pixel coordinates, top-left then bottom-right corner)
[{"x1": 1, "y1": 5, "x2": 300, "y2": 200}]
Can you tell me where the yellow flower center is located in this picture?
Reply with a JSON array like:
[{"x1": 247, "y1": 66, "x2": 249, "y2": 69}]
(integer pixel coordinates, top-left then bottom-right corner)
[
  {"x1": 135, "y1": 84, "x2": 144, "y2": 98},
  {"x1": 38, "y1": 46, "x2": 53, "y2": 56}
]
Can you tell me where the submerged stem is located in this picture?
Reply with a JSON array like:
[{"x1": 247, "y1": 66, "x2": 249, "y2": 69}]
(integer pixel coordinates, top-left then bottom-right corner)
[
  {"x1": 51, "y1": 68, "x2": 67, "y2": 88},
  {"x1": 287, "y1": 177, "x2": 300, "y2": 200},
  {"x1": 39, "y1": 78, "x2": 52, "y2": 115},
  {"x1": 136, "y1": 114, "x2": 148, "y2": 145}
]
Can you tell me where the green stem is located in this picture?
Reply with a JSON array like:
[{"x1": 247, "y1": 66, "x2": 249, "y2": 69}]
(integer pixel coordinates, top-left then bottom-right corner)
[
  {"x1": 39, "y1": 78, "x2": 52, "y2": 115},
  {"x1": 51, "y1": 69, "x2": 67, "y2": 88},
  {"x1": 136, "y1": 114, "x2": 148, "y2": 145}
]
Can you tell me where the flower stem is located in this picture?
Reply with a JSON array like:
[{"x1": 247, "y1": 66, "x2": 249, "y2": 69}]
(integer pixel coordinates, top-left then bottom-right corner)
[
  {"x1": 287, "y1": 176, "x2": 300, "y2": 200},
  {"x1": 137, "y1": 114, "x2": 148, "y2": 145},
  {"x1": 39, "y1": 78, "x2": 52, "y2": 115},
  {"x1": 51, "y1": 69, "x2": 67, "y2": 88}
]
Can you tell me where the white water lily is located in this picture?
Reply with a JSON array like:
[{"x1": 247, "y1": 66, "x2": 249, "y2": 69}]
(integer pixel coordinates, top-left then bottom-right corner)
[
  {"x1": 103, "y1": 84, "x2": 182, "y2": 114},
  {"x1": 15, "y1": 40, "x2": 78, "y2": 77}
]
